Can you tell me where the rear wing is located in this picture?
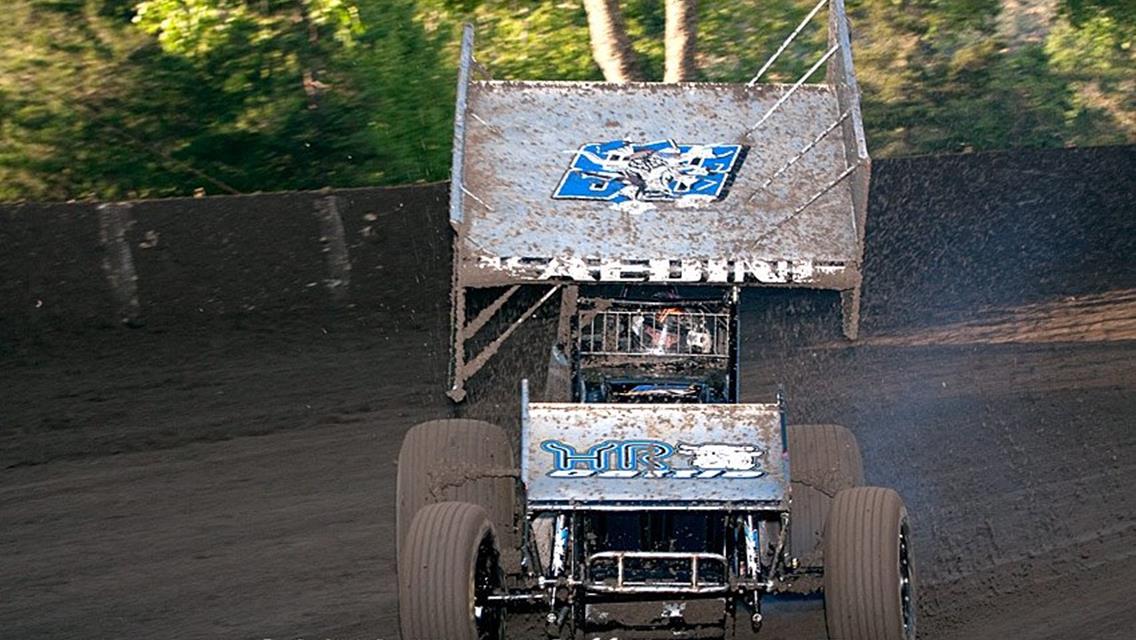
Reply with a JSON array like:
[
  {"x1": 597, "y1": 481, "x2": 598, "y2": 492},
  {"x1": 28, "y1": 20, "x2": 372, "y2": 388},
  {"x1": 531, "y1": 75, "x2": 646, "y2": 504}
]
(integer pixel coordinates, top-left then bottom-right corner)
[{"x1": 448, "y1": 0, "x2": 868, "y2": 400}]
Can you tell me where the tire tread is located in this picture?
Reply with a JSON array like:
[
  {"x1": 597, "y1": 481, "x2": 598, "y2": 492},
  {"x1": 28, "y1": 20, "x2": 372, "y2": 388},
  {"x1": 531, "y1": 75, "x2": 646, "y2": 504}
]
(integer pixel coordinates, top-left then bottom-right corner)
[
  {"x1": 399, "y1": 501, "x2": 497, "y2": 640},
  {"x1": 787, "y1": 424, "x2": 864, "y2": 569},
  {"x1": 824, "y1": 486, "x2": 912, "y2": 640},
  {"x1": 396, "y1": 419, "x2": 515, "y2": 555}
]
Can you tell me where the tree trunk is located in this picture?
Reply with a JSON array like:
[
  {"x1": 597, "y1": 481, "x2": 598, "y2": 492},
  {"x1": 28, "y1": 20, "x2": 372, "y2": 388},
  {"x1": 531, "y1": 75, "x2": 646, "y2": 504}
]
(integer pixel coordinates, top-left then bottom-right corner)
[
  {"x1": 996, "y1": 0, "x2": 1059, "y2": 52},
  {"x1": 664, "y1": 0, "x2": 698, "y2": 82},
  {"x1": 582, "y1": 0, "x2": 642, "y2": 82}
]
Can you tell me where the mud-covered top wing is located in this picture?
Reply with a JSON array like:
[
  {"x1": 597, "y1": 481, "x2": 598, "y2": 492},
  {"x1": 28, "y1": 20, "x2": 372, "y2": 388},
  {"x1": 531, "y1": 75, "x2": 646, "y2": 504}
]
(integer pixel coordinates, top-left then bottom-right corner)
[{"x1": 453, "y1": 76, "x2": 867, "y2": 288}]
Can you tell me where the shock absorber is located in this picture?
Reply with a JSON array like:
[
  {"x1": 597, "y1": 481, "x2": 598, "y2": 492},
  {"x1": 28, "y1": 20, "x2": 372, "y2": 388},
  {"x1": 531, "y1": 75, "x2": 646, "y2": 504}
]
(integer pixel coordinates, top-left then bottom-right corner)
[
  {"x1": 545, "y1": 514, "x2": 571, "y2": 637},
  {"x1": 743, "y1": 514, "x2": 764, "y2": 631}
]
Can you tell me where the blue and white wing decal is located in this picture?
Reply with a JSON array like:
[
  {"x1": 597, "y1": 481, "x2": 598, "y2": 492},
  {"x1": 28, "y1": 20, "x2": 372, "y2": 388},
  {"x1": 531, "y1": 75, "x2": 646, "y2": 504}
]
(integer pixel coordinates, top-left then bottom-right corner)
[{"x1": 553, "y1": 139, "x2": 747, "y2": 204}]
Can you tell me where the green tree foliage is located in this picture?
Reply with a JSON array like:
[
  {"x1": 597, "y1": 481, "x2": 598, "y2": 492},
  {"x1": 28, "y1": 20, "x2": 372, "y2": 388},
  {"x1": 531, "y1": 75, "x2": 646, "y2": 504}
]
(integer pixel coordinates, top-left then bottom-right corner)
[
  {"x1": 849, "y1": 0, "x2": 1134, "y2": 154},
  {"x1": 1, "y1": 0, "x2": 453, "y2": 200},
  {"x1": 0, "y1": 0, "x2": 1132, "y2": 201}
]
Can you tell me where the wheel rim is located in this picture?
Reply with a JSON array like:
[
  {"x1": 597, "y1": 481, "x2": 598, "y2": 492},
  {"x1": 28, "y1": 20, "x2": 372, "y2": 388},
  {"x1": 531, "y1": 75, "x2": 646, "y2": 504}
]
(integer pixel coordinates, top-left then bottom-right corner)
[
  {"x1": 898, "y1": 520, "x2": 916, "y2": 638},
  {"x1": 473, "y1": 535, "x2": 505, "y2": 640}
]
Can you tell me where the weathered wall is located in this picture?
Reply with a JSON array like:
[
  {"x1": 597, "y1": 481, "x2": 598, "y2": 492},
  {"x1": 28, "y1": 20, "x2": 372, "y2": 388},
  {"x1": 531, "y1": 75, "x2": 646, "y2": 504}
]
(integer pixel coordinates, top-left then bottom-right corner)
[
  {"x1": 861, "y1": 145, "x2": 1136, "y2": 332},
  {"x1": 0, "y1": 185, "x2": 452, "y2": 336},
  {"x1": 1, "y1": 146, "x2": 1133, "y2": 338}
]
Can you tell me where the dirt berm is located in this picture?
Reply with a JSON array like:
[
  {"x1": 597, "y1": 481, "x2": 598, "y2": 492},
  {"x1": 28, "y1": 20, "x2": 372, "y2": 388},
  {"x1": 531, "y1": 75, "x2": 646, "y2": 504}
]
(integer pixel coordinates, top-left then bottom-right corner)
[{"x1": 1, "y1": 146, "x2": 1133, "y2": 639}]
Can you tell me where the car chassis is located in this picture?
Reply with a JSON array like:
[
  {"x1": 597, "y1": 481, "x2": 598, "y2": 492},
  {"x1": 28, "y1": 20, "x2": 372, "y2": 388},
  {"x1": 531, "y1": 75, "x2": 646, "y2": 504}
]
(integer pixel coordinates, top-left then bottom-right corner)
[
  {"x1": 396, "y1": 2, "x2": 915, "y2": 638},
  {"x1": 509, "y1": 292, "x2": 797, "y2": 637}
]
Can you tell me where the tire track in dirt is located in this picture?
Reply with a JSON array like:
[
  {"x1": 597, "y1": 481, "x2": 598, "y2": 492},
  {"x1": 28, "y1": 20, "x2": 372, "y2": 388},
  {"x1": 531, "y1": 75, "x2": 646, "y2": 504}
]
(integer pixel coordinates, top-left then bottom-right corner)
[{"x1": 862, "y1": 289, "x2": 1136, "y2": 347}]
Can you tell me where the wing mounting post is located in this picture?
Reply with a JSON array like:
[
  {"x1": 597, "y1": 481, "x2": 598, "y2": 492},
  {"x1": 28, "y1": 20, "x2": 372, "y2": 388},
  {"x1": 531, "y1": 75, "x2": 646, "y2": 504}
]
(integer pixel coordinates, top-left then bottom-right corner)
[{"x1": 448, "y1": 285, "x2": 561, "y2": 402}]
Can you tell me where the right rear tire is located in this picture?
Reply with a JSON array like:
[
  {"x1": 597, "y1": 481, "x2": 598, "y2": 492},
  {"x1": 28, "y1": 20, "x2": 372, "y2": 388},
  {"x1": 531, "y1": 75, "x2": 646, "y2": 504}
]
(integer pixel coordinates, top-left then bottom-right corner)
[
  {"x1": 823, "y1": 487, "x2": 916, "y2": 640},
  {"x1": 787, "y1": 424, "x2": 864, "y2": 568},
  {"x1": 396, "y1": 418, "x2": 516, "y2": 556},
  {"x1": 399, "y1": 502, "x2": 505, "y2": 640}
]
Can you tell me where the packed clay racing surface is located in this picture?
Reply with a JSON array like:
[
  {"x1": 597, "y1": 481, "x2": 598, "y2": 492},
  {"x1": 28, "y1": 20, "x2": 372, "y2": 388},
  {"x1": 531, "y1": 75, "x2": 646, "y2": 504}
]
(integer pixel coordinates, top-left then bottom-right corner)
[{"x1": 2, "y1": 149, "x2": 1135, "y2": 639}]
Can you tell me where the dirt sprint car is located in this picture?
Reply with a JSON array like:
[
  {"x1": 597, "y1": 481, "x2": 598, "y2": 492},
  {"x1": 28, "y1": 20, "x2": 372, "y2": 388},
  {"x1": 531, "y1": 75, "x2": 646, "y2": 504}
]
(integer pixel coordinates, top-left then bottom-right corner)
[{"x1": 397, "y1": 1, "x2": 915, "y2": 638}]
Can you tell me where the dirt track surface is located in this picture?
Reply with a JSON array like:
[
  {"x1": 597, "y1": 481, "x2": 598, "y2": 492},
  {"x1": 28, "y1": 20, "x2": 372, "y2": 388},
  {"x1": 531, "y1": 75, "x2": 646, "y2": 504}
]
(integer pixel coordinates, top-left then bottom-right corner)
[{"x1": 2, "y1": 147, "x2": 1135, "y2": 639}]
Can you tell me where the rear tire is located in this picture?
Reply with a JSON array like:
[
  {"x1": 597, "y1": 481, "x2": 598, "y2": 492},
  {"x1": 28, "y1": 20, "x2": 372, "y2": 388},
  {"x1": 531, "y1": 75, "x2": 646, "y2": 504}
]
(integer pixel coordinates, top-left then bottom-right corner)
[
  {"x1": 823, "y1": 487, "x2": 916, "y2": 640},
  {"x1": 396, "y1": 419, "x2": 515, "y2": 556},
  {"x1": 787, "y1": 424, "x2": 863, "y2": 569},
  {"x1": 399, "y1": 502, "x2": 505, "y2": 640}
]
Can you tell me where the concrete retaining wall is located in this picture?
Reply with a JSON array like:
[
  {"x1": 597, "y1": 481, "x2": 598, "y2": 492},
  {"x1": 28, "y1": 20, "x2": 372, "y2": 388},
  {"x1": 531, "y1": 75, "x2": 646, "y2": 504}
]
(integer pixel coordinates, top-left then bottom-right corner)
[
  {"x1": 1, "y1": 185, "x2": 452, "y2": 335},
  {"x1": 862, "y1": 145, "x2": 1136, "y2": 331},
  {"x1": 2, "y1": 146, "x2": 1133, "y2": 338}
]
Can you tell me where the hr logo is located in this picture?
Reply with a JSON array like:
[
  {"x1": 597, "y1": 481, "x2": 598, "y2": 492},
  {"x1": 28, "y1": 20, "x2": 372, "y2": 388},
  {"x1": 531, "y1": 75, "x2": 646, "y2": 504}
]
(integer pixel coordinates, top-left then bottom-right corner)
[
  {"x1": 541, "y1": 439, "x2": 673, "y2": 474},
  {"x1": 540, "y1": 439, "x2": 766, "y2": 479}
]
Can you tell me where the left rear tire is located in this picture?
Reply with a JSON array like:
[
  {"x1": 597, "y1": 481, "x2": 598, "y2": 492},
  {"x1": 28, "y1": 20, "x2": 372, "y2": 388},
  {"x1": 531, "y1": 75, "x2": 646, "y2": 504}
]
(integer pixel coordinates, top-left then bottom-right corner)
[{"x1": 396, "y1": 418, "x2": 515, "y2": 557}]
